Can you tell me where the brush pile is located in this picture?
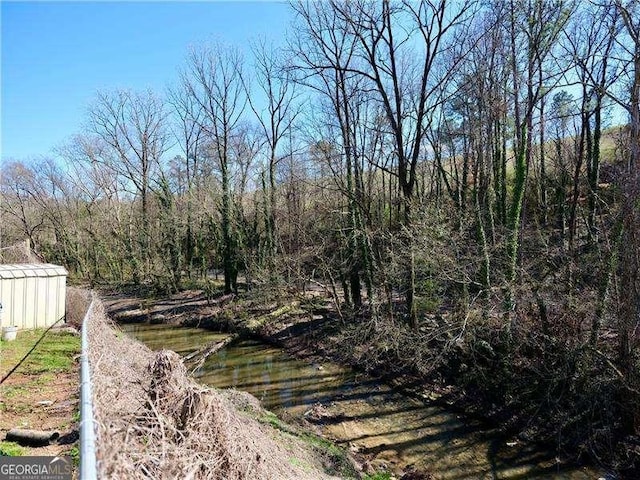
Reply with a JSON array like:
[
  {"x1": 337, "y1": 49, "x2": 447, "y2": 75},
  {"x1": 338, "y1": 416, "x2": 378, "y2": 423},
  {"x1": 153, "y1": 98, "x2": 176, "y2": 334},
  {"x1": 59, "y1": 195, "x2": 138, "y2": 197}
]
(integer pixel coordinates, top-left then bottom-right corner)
[{"x1": 86, "y1": 298, "x2": 339, "y2": 479}]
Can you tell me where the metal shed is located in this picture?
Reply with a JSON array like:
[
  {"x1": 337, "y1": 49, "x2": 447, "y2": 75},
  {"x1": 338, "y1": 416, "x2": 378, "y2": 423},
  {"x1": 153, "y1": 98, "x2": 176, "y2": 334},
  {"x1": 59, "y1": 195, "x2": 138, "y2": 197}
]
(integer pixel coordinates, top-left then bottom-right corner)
[{"x1": 0, "y1": 264, "x2": 68, "y2": 330}]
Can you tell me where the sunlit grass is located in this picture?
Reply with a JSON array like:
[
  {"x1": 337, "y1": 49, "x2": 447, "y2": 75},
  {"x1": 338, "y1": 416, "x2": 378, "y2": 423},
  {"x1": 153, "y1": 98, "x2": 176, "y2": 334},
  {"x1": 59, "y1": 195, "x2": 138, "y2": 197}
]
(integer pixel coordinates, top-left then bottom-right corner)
[
  {"x1": 0, "y1": 441, "x2": 25, "y2": 456},
  {"x1": 0, "y1": 329, "x2": 80, "y2": 378}
]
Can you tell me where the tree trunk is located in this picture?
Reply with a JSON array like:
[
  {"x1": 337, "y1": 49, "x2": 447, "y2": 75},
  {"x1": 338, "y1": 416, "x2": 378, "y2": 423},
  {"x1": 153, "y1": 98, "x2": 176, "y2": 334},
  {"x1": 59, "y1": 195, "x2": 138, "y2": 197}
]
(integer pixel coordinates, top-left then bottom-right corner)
[
  {"x1": 617, "y1": 37, "x2": 640, "y2": 374},
  {"x1": 221, "y1": 160, "x2": 236, "y2": 295},
  {"x1": 587, "y1": 99, "x2": 602, "y2": 242}
]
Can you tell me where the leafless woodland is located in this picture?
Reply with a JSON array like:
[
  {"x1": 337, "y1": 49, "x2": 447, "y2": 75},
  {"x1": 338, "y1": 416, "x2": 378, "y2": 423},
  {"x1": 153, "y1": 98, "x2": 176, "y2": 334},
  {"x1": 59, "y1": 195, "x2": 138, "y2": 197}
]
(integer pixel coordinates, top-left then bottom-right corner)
[{"x1": 2, "y1": 0, "x2": 640, "y2": 474}]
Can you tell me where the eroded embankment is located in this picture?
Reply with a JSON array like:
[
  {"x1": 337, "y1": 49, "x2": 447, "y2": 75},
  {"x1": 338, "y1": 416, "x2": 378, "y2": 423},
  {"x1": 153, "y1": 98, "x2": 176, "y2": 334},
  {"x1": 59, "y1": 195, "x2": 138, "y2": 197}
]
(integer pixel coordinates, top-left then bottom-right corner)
[
  {"x1": 105, "y1": 291, "x2": 608, "y2": 479},
  {"x1": 86, "y1": 297, "x2": 350, "y2": 479}
]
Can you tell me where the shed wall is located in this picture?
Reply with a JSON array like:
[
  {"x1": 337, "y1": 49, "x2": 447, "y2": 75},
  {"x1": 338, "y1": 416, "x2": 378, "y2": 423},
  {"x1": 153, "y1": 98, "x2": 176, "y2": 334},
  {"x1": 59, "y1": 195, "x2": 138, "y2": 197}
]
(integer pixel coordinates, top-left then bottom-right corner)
[{"x1": 0, "y1": 264, "x2": 68, "y2": 330}]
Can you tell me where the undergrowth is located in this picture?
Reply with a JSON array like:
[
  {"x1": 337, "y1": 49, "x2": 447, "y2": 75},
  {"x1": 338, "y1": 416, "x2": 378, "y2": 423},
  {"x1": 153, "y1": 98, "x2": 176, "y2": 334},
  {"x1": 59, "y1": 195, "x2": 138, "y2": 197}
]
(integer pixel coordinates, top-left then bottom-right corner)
[{"x1": 0, "y1": 441, "x2": 24, "y2": 456}]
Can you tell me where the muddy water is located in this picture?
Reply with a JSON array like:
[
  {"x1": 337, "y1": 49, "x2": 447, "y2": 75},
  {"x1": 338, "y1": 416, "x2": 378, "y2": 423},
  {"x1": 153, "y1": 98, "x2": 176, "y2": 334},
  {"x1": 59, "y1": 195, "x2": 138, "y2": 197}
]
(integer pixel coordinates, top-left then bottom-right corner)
[{"x1": 122, "y1": 323, "x2": 605, "y2": 479}]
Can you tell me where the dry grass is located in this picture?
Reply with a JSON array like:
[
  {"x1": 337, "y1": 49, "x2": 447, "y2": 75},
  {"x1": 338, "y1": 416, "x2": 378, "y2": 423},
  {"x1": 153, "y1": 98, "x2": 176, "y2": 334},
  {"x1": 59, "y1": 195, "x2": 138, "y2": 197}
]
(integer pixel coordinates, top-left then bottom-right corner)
[
  {"x1": 65, "y1": 287, "x2": 92, "y2": 329},
  {"x1": 86, "y1": 298, "x2": 341, "y2": 479}
]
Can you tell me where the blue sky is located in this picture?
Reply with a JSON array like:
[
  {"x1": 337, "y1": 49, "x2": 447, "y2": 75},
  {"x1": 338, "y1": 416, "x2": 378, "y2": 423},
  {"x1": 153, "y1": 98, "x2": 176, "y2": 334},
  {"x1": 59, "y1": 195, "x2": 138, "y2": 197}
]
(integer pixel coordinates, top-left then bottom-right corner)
[{"x1": 1, "y1": 1, "x2": 293, "y2": 161}]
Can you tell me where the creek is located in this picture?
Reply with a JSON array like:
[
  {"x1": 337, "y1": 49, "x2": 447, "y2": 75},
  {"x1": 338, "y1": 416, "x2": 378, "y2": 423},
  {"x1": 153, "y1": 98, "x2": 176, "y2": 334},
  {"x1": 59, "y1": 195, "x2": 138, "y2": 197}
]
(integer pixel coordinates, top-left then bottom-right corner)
[{"x1": 122, "y1": 322, "x2": 605, "y2": 479}]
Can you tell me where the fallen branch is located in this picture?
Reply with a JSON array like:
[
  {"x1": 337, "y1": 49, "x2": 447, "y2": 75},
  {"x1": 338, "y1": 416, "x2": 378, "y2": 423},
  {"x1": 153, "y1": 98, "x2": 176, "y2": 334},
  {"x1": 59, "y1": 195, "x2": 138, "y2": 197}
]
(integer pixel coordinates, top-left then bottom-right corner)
[{"x1": 185, "y1": 334, "x2": 239, "y2": 373}]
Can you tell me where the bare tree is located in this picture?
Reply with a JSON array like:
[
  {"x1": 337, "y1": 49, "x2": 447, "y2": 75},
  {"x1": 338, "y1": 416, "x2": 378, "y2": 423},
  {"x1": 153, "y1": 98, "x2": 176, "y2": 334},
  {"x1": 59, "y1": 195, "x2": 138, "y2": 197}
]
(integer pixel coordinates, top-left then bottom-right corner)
[
  {"x1": 0, "y1": 161, "x2": 47, "y2": 251},
  {"x1": 503, "y1": 0, "x2": 569, "y2": 325},
  {"x1": 88, "y1": 89, "x2": 171, "y2": 282},
  {"x1": 291, "y1": 0, "x2": 379, "y2": 309},
  {"x1": 562, "y1": 3, "x2": 620, "y2": 247},
  {"x1": 58, "y1": 135, "x2": 126, "y2": 281},
  {"x1": 182, "y1": 43, "x2": 248, "y2": 294},
  {"x1": 246, "y1": 41, "x2": 300, "y2": 260},
  {"x1": 168, "y1": 80, "x2": 207, "y2": 278},
  {"x1": 614, "y1": 0, "x2": 640, "y2": 376},
  {"x1": 326, "y1": 0, "x2": 475, "y2": 326}
]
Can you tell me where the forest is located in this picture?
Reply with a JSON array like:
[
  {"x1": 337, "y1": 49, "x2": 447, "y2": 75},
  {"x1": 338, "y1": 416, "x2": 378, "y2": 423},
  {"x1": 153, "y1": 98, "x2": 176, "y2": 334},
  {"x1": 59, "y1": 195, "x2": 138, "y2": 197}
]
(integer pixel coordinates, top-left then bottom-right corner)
[{"x1": 1, "y1": 0, "x2": 639, "y2": 475}]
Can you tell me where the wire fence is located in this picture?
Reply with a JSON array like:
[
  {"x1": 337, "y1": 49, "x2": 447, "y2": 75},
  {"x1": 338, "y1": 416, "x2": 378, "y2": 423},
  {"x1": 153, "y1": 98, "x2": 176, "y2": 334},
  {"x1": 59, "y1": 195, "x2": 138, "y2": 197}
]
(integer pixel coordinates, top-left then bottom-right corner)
[{"x1": 80, "y1": 296, "x2": 97, "y2": 479}]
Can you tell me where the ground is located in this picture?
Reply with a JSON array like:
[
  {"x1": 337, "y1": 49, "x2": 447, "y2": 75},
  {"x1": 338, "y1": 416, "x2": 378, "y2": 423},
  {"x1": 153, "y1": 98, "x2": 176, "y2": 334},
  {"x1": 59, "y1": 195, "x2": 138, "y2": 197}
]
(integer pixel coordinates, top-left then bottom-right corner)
[{"x1": 0, "y1": 328, "x2": 80, "y2": 470}]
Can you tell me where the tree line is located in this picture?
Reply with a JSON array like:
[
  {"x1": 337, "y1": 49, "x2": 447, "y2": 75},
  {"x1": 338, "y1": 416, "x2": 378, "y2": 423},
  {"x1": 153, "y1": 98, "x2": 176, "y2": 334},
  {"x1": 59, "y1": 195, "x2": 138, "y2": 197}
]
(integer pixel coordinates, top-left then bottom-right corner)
[{"x1": 2, "y1": 0, "x2": 640, "y2": 472}]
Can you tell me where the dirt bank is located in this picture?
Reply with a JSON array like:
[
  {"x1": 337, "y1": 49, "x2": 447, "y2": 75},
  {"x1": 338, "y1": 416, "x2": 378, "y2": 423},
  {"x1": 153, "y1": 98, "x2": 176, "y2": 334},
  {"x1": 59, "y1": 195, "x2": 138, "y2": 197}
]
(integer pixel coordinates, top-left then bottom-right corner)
[
  {"x1": 103, "y1": 289, "x2": 620, "y2": 478},
  {"x1": 102, "y1": 290, "x2": 491, "y2": 420},
  {"x1": 88, "y1": 296, "x2": 355, "y2": 479}
]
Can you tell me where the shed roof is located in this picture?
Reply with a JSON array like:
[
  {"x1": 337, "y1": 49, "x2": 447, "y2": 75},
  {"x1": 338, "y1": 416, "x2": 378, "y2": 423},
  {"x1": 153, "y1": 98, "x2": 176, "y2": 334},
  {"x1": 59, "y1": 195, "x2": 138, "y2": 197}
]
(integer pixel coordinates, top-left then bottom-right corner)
[{"x1": 0, "y1": 263, "x2": 68, "y2": 279}]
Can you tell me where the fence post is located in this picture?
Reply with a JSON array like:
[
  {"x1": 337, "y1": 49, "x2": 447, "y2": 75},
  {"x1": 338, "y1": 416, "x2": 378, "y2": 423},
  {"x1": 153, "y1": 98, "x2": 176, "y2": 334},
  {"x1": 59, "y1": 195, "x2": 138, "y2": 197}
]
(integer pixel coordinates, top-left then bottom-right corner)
[{"x1": 80, "y1": 297, "x2": 97, "y2": 479}]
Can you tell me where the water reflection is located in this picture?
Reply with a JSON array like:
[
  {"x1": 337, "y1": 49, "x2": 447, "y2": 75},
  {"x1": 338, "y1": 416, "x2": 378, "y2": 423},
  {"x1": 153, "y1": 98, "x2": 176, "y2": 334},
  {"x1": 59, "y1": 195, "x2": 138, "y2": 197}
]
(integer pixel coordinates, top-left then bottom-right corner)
[{"x1": 121, "y1": 323, "x2": 228, "y2": 356}]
